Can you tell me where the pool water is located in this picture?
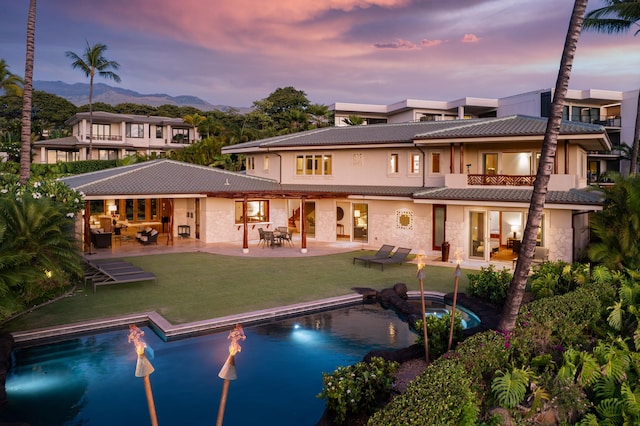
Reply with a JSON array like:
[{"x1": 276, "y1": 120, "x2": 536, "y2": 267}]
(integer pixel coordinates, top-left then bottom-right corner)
[{"x1": 1, "y1": 303, "x2": 419, "y2": 426}]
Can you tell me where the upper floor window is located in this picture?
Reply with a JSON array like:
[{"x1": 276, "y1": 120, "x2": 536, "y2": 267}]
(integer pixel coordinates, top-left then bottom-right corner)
[
  {"x1": 431, "y1": 152, "x2": 441, "y2": 174},
  {"x1": 389, "y1": 153, "x2": 399, "y2": 174},
  {"x1": 155, "y1": 125, "x2": 163, "y2": 139},
  {"x1": 263, "y1": 155, "x2": 269, "y2": 171},
  {"x1": 410, "y1": 153, "x2": 421, "y2": 174},
  {"x1": 92, "y1": 124, "x2": 111, "y2": 140},
  {"x1": 126, "y1": 123, "x2": 144, "y2": 138},
  {"x1": 296, "y1": 154, "x2": 332, "y2": 175},
  {"x1": 247, "y1": 156, "x2": 255, "y2": 170},
  {"x1": 172, "y1": 128, "x2": 189, "y2": 144}
]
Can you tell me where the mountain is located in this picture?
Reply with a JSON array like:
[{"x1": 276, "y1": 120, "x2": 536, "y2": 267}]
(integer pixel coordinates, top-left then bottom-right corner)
[{"x1": 33, "y1": 80, "x2": 247, "y2": 112}]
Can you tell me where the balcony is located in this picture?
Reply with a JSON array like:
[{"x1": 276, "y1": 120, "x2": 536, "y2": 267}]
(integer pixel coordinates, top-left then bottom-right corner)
[
  {"x1": 567, "y1": 115, "x2": 621, "y2": 127},
  {"x1": 467, "y1": 174, "x2": 535, "y2": 186},
  {"x1": 85, "y1": 134, "x2": 123, "y2": 141}
]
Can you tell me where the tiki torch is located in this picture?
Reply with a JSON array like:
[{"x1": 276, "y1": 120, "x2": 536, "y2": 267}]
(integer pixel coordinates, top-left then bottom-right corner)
[
  {"x1": 128, "y1": 324, "x2": 159, "y2": 426},
  {"x1": 416, "y1": 252, "x2": 429, "y2": 364},
  {"x1": 448, "y1": 259, "x2": 462, "y2": 351},
  {"x1": 216, "y1": 324, "x2": 246, "y2": 426}
]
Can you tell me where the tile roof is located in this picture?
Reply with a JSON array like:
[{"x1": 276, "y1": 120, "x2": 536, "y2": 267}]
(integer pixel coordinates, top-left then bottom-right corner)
[
  {"x1": 222, "y1": 115, "x2": 608, "y2": 153},
  {"x1": 65, "y1": 112, "x2": 190, "y2": 127},
  {"x1": 413, "y1": 187, "x2": 603, "y2": 205},
  {"x1": 61, "y1": 160, "x2": 281, "y2": 197},
  {"x1": 60, "y1": 160, "x2": 604, "y2": 207}
]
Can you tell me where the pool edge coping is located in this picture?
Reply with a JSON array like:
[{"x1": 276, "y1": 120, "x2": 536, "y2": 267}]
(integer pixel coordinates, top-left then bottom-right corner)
[{"x1": 10, "y1": 291, "x2": 447, "y2": 345}]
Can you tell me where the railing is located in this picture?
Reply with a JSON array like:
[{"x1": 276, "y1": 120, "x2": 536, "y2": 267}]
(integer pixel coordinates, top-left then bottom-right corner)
[
  {"x1": 567, "y1": 115, "x2": 621, "y2": 127},
  {"x1": 85, "y1": 134, "x2": 123, "y2": 141},
  {"x1": 467, "y1": 174, "x2": 535, "y2": 186}
]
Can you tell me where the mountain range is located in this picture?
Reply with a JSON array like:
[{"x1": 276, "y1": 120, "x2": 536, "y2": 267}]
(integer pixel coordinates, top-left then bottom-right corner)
[{"x1": 33, "y1": 80, "x2": 247, "y2": 112}]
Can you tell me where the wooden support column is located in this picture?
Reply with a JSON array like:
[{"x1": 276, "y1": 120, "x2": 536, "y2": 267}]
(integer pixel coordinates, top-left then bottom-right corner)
[
  {"x1": 564, "y1": 141, "x2": 569, "y2": 174},
  {"x1": 242, "y1": 197, "x2": 249, "y2": 251},
  {"x1": 84, "y1": 201, "x2": 91, "y2": 253},
  {"x1": 300, "y1": 198, "x2": 307, "y2": 252},
  {"x1": 450, "y1": 144, "x2": 455, "y2": 173},
  {"x1": 459, "y1": 144, "x2": 464, "y2": 175},
  {"x1": 167, "y1": 199, "x2": 174, "y2": 245}
]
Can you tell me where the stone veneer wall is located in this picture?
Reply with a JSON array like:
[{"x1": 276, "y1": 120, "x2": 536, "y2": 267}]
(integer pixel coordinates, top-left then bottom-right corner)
[{"x1": 547, "y1": 226, "x2": 573, "y2": 263}]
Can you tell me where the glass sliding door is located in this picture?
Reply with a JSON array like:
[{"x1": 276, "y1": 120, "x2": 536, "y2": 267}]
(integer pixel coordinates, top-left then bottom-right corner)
[
  {"x1": 470, "y1": 211, "x2": 486, "y2": 259},
  {"x1": 353, "y1": 203, "x2": 368, "y2": 243},
  {"x1": 433, "y1": 205, "x2": 446, "y2": 250}
]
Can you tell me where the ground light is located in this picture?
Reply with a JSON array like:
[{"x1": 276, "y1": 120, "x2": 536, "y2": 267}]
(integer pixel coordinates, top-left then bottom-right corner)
[{"x1": 216, "y1": 324, "x2": 246, "y2": 426}]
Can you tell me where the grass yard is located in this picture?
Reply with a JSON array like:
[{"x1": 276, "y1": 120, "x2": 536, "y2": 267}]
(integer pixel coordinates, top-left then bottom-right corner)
[{"x1": 1, "y1": 251, "x2": 470, "y2": 333}]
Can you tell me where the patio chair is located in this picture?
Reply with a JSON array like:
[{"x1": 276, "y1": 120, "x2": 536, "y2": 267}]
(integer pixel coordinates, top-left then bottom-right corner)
[
  {"x1": 531, "y1": 246, "x2": 549, "y2": 266},
  {"x1": 353, "y1": 244, "x2": 395, "y2": 266},
  {"x1": 263, "y1": 230, "x2": 281, "y2": 248},
  {"x1": 277, "y1": 226, "x2": 293, "y2": 247},
  {"x1": 367, "y1": 247, "x2": 412, "y2": 271},
  {"x1": 258, "y1": 228, "x2": 267, "y2": 247}
]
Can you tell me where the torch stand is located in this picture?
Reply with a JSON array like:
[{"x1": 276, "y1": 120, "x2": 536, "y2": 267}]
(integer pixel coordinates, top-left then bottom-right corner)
[
  {"x1": 136, "y1": 350, "x2": 159, "y2": 426},
  {"x1": 216, "y1": 354, "x2": 237, "y2": 426}
]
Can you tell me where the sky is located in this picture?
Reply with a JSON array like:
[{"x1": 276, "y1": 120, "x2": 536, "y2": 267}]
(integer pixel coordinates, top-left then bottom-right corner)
[{"x1": 1, "y1": 0, "x2": 639, "y2": 108}]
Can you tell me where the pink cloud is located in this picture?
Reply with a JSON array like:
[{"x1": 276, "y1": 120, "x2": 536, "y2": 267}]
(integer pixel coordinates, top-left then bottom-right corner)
[
  {"x1": 461, "y1": 33, "x2": 480, "y2": 43},
  {"x1": 421, "y1": 39, "x2": 443, "y2": 47},
  {"x1": 374, "y1": 38, "x2": 418, "y2": 49}
]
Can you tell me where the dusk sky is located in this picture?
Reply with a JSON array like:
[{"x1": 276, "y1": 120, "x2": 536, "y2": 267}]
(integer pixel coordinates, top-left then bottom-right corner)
[{"x1": 1, "y1": 0, "x2": 639, "y2": 108}]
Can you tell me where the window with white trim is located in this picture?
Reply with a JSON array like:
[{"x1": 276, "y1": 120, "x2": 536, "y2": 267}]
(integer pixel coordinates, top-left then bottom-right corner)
[
  {"x1": 389, "y1": 153, "x2": 399, "y2": 174},
  {"x1": 410, "y1": 153, "x2": 421, "y2": 174},
  {"x1": 295, "y1": 154, "x2": 332, "y2": 175},
  {"x1": 247, "y1": 156, "x2": 255, "y2": 171},
  {"x1": 126, "y1": 123, "x2": 144, "y2": 138}
]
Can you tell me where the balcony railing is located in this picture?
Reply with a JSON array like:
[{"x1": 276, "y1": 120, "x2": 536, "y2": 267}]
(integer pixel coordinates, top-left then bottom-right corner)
[
  {"x1": 85, "y1": 134, "x2": 123, "y2": 141},
  {"x1": 467, "y1": 174, "x2": 535, "y2": 186},
  {"x1": 567, "y1": 115, "x2": 621, "y2": 127}
]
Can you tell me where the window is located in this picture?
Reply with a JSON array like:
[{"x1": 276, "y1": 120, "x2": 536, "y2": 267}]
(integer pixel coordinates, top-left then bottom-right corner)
[
  {"x1": 295, "y1": 154, "x2": 332, "y2": 175},
  {"x1": 155, "y1": 126, "x2": 163, "y2": 139},
  {"x1": 172, "y1": 128, "x2": 190, "y2": 144},
  {"x1": 263, "y1": 156, "x2": 269, "y2": 171},
  {"x1": 235, "y1": 200, "x2": 269, "y2": 223},
  {"x1": 126, "y1": 123, "x2": 144, "y2": 138},
  {"x1": 410, "y1": 153, "x2": 421, "y2": 174},
  {"x1": 47, "y1": 150, "x2": 79, "y2": 163},
  {"x1": 389, "y1": 153, "x2": 399, "y2": 174},
  {"x1": 98, "y1": 149, "x2": 118, "y2": 160},
  {"x1": 483, "y1": 153, "x2": 498, "y2": 174},
  {"x1": 92, "y1": 124, "x2": 111, "y2": 140},
  {"x1": 431, "y1": 152, "x2": 441, "y2": 174},
  {"x1": 247, "y1": 156, "x2": 255, "y2": 170}
]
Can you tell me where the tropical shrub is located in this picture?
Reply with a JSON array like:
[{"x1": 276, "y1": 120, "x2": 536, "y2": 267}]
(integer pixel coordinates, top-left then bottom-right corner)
[
  {"x1": 367, "y1": 356, "x2": 480, "y2": 426},
  {"x1": 317, "y1": 356, "x2": 399, "y2": 425},
  {"x1": 414, "y1": 312, "x2": 463, "y2": 360},
  {"x1": 467, "y1": 265, "x2": 512, "y2": 307}
]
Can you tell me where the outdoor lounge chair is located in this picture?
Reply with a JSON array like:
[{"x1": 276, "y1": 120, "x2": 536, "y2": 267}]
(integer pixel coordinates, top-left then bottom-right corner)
[
  {"x1": 367, "y1": 247, "x2": 412, "y2": 271},
  {"x1": 353, "y1": 244, "x2": 395, "y2": 266},
  {"x1": 83, "y1": 258, "x2": 156, "y2": 292}
]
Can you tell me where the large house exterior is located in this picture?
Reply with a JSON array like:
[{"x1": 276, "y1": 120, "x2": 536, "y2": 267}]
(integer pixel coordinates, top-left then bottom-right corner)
[
  {"x1": 33, "y1": 112, "x2": 199, "y2": 163},
  {"x1": 58, "y1": 92, "x2": 619, "y2": 266}
]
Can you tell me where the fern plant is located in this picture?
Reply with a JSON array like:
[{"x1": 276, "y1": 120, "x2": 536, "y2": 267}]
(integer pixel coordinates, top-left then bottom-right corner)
[{"x1": 491, "y1": 367, "x2": 533, "y2": 409}]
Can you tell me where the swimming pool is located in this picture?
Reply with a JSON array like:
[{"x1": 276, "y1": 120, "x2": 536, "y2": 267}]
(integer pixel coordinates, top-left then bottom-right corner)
[{"x1": 1, "y1": 303, "x2": 419, "y2": 426}]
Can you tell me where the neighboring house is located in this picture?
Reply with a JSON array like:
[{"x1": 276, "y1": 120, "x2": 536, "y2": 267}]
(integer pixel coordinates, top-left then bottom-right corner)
[
  {"x1": 61, "y1": 114, "x2": 609, "y2": 265},
  {"x1": 33, "y1": 111, "x2": 199, "y2": 163},
  {"x1": 332, "y1": 88, "x2": 635, "y2": 180}
]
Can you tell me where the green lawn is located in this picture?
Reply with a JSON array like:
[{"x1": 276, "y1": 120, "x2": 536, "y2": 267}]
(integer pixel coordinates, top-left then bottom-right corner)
[{"x1": 1, "y1": 251, "x2": 470, "y2": 332}]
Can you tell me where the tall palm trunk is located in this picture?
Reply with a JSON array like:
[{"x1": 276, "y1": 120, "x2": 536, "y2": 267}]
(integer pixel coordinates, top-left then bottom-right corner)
[
  {"x1": 19, "y1": 0, "x2": 36, "y2": 184},
  {"x1": 498, "y1": 0, "x2": 588, "y2": 331},
  {"x1": 88, "y1": 73, "x2": 94, "y2": 159},
  {"x1": 631, "y1": 92, "x2": 640, "y2": 175}
]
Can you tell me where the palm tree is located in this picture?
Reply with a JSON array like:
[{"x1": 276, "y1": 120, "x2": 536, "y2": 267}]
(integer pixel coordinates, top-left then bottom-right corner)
[
  {"x1": 182, "y1": 113, "x2": 206, "y2": 140},
  {"x1": 498, "y1": 0, "x2": 588, "y2": 331},
  {"x1": 583, "y1": 0, "x2": 640, "y2": 175},
  {"x1": 343, "y1": 115, "x2": 365, "y2": 126},
  {"x1": 0, "y1": 59, "x2": 23, "y2": 97},
  {"x1": 19, "y1": 0, "x2": 36, "y2": 185},
  {"x1": 66, "y1": 41, "x2": 121, "y2": 158}
]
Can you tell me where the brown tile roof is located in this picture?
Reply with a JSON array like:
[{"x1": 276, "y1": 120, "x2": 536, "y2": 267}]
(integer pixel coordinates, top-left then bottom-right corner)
[{"x1": 413, "y1": 187, "x2": 603, "y2": 205}]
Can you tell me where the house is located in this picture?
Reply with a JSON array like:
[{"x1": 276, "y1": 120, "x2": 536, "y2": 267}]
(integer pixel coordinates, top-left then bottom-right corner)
[
  {"x1": 61, "y1": 114, "x2": 610, "y2": 265},
  {"x1": 33, "y1": 111, "x2": 199, "y2": 163},
  {"x1": 332, "y1": 88, "x2": 636, "y2": 180}
]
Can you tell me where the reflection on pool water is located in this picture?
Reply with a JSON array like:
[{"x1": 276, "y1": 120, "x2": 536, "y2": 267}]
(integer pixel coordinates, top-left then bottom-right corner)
[{"x1": 1, "y1": 303, "x2": 420, "y2": 426}]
